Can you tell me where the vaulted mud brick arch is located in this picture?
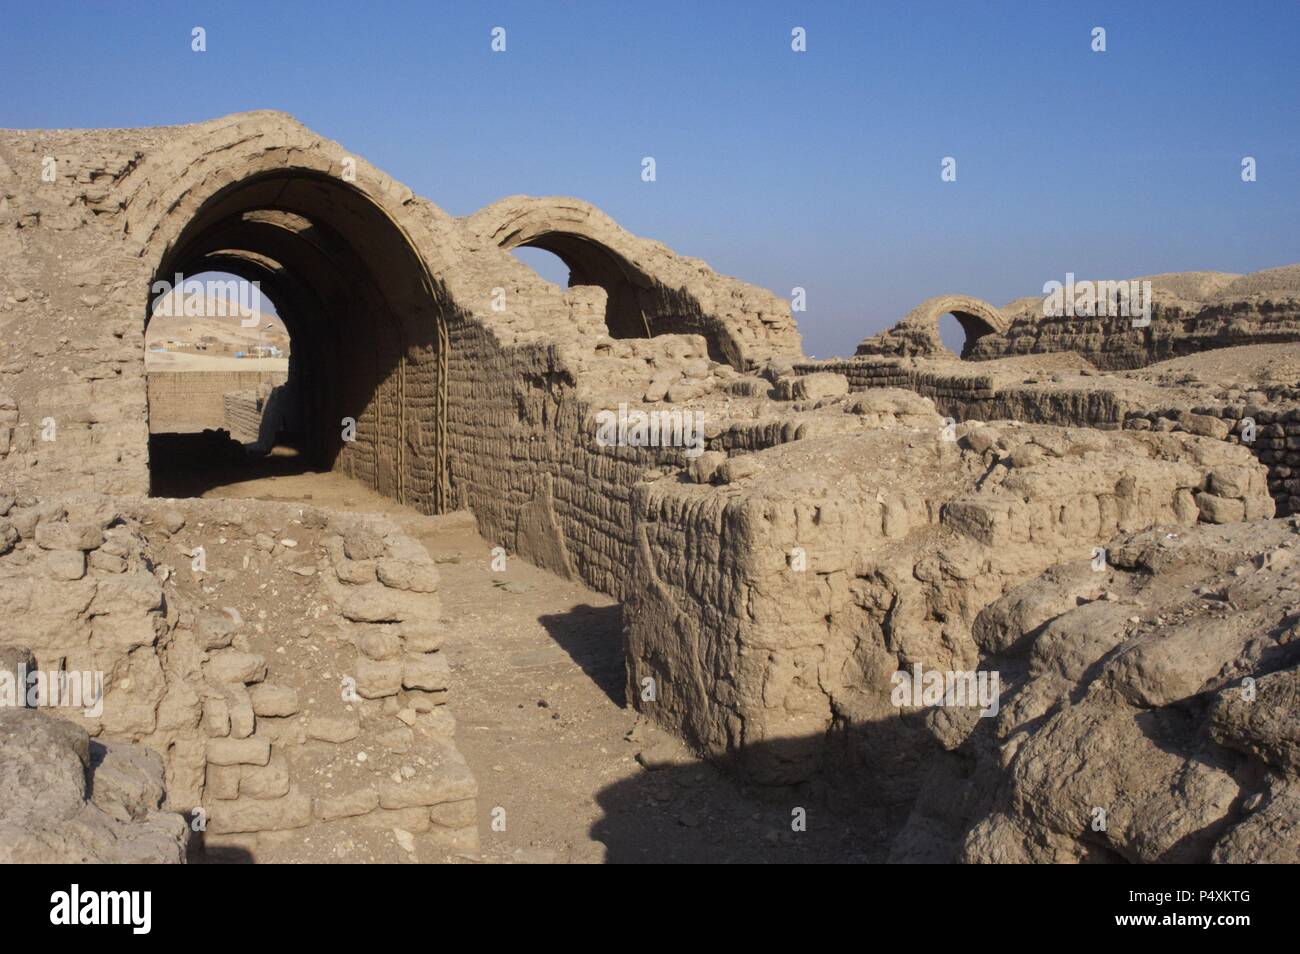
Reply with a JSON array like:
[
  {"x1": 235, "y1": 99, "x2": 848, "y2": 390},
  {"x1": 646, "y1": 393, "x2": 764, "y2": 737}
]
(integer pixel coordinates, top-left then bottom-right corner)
[{"x1": 132, "y1": 133, "x2": 454, "y2": 513}]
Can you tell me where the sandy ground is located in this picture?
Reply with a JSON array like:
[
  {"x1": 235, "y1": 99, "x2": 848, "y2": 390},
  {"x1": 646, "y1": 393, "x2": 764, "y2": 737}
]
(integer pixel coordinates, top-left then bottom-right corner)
[
  {"x1": 154, "y1": 444, "x2": 887, "y2": 863},
  {"x1": 1124, "y1": 341, "x2": 1300, "y2": 390},
  {"x1": 146, "y1": 352, "x2": 289, "y2": 372}
]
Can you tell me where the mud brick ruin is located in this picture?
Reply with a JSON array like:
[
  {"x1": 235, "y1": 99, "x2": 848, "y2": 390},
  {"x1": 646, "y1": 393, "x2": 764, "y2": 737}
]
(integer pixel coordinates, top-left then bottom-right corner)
[{"x1": 1, "y1": 112, "x2": 1297, "y2": 863}]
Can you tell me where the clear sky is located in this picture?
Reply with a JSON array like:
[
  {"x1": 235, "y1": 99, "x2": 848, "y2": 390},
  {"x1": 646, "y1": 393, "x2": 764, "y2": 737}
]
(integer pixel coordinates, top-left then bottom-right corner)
[{"x1": 3, "y1": 1, "x2": 1298, "y2": 357}]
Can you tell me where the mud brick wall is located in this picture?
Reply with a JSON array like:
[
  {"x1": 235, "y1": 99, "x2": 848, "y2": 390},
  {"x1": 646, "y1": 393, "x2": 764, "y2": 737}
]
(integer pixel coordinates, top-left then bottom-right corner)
[
  {"x1": 1, "y1": 113, "x2": 800, "y2": 606},
  {"x1": 331, "y1": 317, "x2": 400, "y2": 500},
  {"x1": 444, "y1": 302, "x2": 831, "y2": 601},
  {"x1": 222, "y1": 390, "x2": 262, "y2": 443},
  {"x1": 0, "y1": 126, "x2": 161, "y2": 498},
  {"x1": 397, "y1": 342, "x2": 445, "y2": 515},
  {"x1": 799, "y1": 358, "x2": 1129, "y2": 428},
  {"x1": 623, "y1": 424, "x2": 1273, "y2": 785},
  {"x1": 0, "y1": 493, "x2": 478, "y2": 860},
  {"x1": 444, "y1": 312, "x2": 684, "y2": 600},
  {"x1": 148, "y1": 370, "x2": 284, "y2": 433},
  {"x1": 970, "y1": 299, "x2": 1300, "y2": 369},
  {"x1": 462, "y1": 196, "x2": 803, "y2": 371},
  {"x1": 799, "y1": 357, "x2": 1300, "y2": 516},
  {"x1": 1122, "y1": 402, "x2": 1300, "y2": 516}
]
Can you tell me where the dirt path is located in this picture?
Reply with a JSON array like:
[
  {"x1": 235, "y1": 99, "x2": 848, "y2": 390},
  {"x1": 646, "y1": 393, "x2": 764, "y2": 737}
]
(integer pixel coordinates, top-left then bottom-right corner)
[{"x1": 171, "y1": 455, "x2": 885, "y2": 862}]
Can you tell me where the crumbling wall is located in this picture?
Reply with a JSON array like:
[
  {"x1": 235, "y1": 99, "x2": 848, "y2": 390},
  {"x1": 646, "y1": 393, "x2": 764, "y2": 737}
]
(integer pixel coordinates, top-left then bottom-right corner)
[
  {"x1": 6, "y1": 111, "x2": 1299, "y2": 845},
  {"x1": 796, "y1": 354, "x2": 1300, "y2": 516},
  {"x1": 463, "y1": 196, "x2": 803, "y2": 371},
  {"x1": 855, "y1": 295, "x2": 1009, "y2": 359},
  {"x1": 0, "y1": 125, "x2": 154, "y2": 497},
  {"x1": 1121, "y1": 396, "x2": 1300, "y2": 517},
  {"x1": 445, "y1": 325, "x2": 745, "y2": 597},
  {"x1": 851, "y1": 267, "x2": 1300, "y2": 371},
  {"x1": 0, "y1": 491, "x2": 477, "y2": 862},
  {"x1": 970, "y1": 267, "x2": 1300, "y2": 368},
  {"x1": 795, "y1": 357, "x2": 1130, "y2": 427},
  {"x1": 1, "y1": 111, "x2": 803, "y2": 569},
  {"x1": 623, "y1": 404, "x2": 1273, "y2": 785}
]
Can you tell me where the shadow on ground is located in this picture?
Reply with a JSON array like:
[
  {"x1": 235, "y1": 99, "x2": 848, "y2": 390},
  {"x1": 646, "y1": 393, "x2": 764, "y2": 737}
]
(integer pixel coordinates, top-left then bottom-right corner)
[
  {"x1": 533, "y1": 604, "x2": 925, "y2": 862},
  {"x1": 537, "y1": 604, "x2": 626, "y2": 706},
  {"x1": 149, "y1": 431, "x2": 319, "y2": 498},
  {"x1": 587, "y1": 729, "x2": 924, "y2": 863}
]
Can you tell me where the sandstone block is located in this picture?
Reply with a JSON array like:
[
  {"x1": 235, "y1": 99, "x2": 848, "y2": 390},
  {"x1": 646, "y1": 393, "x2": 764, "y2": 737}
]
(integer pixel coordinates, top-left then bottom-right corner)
[
  {"x1": 1182, "y1": 414, "x2": 1231, "y2": 440},
  {"x1": 306, "y1": 715, "x2": 360, "y2": 744},
  {"x1": 1208, "y1": 466, "x2": 1255, "y2": 499},
  {"x1": 89, "y1": 573, "x2": 163, "y2": 615},
  {"x1": 356, "y1": 656, "x2": 404, "y2": 698},
  {"x1": 226, "y1": 685, "x2": 255, "y2": 739},
  {"x1": 314, "y1": 787, "x2": 379, "y2": 821},
  {"x1": 792, "y1": 372, "x2": 849, "y2": 401},
  {"x1": 87, "y1": 553, "x2": 126, "y2": 574},
  {"x1": 398, "y1": 621, "x2": 445, "y2": 653},
  {"x1": 164, "y1": 738, "x2": 206, "y2": 809},
  {"x1": 206, "y1": 736, "x2": 271, "y2": 767},
  {"x1": 45, "y1": 549, "x2": 86, "y2": 581},
  {"x1": 341, "y1": 584, "x2": 403, "y2": 623},
  {"x1": 204, "y1": 650, "x2": 267, "y2": 685},
  {"x1": 378, "y1": 771, "x2": 473, "y2": 810},
  {"x1": 203, "y1": 696, "x2": 231, "y2": 737},
  {"x1": 205, "y1": 763, "x2": 241, "y2": 801},
  {"x1": 240, "y1": 755, "x2": 290, "y2": 800},
  {"x1": 376, "y1": 558, "x2": 438, "y2": 593},
  {"x1": 248, "y1": 683, "x2": 300, "y2": 717},
  {"x1": 1195, "y1": 492, "x2": 1245, "y2": 524},
  {"x1": 195, "y1": 611, "x2": 238, "y2": 651},
  {"x1": 402, "y1": 652, "x2": 450, "y2": 692},
  {"x1": 206, "y1": 787, "x2": 311, "y2": 834},
  {"x1": 343, "y1": 529, "x2": 385, "y2": 561},
  {"x1": 358, "y1": 627, "x2": 403, "y2": 661},
  {"x1": 34, "y1": 521, "x2": 103, "y2": 551},
  {"x1": 336, "y1": 559, "x2": 376, "y2": 585}
]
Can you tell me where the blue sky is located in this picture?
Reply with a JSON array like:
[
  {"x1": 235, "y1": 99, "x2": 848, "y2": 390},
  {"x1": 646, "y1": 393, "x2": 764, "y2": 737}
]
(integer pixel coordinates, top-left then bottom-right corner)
[{"x1": 3, "y1": 1, "x2": 1298, "y2": 357}]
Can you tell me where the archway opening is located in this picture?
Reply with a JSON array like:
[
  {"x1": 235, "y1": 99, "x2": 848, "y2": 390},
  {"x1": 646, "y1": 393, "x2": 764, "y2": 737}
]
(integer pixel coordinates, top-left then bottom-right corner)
[
  {"x1": 509, "y1": 246, "x2": 571, "y2": 289},
  {"x1": 144, "y1": 170, "x2": 448, "y2": 512},
  {"x1": 501, "y1": 228, "x2": 732, "y2": 364},
  {"x1": 146, "y1": 270, "x2": 301, "y2": 493},
  {"x1": 511, "y1": 233, "x2": 653, "y2": 340},
  {"x1": 938, "y1": 309, "x2": 1000, "y2": 359},
  {"x1": 937, "y1": 313, "x2": 966, "y2": 356}
]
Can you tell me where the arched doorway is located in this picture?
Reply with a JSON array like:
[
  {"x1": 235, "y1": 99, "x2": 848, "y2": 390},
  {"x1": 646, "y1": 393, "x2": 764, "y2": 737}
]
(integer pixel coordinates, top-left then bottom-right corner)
[
  {"x1": 938, "y1": 306, "x2": 1004, "y2": 359},
  {"x1": 142, "y1": 169, "x2": 449, "y2": 513}
]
